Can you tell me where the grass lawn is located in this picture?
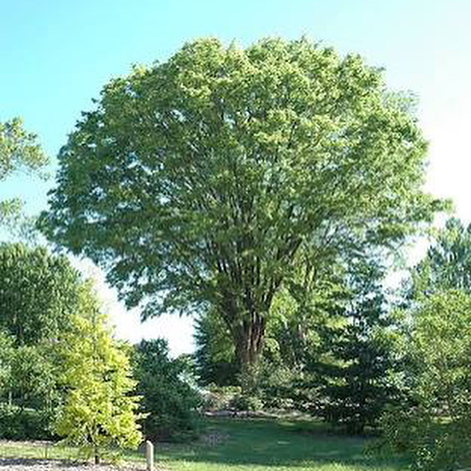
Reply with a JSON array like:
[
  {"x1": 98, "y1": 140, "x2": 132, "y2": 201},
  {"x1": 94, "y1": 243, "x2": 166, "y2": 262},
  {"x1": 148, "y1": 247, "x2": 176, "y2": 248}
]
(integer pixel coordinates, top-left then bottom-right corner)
[{"x1": 0, "y1": 417, "x2": 409, "y2": 471}]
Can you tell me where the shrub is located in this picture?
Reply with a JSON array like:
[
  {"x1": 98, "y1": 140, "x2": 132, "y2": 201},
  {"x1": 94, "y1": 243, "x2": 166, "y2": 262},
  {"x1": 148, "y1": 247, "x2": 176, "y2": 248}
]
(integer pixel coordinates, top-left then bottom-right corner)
[
  {"x1": 229, "y1": 394, "x2": 264, "y2": 412},
  {"x1": 377, "y1": 291, "x2": 471, "y2": 470},
  {"x1": 258, "y1": 362, "x2": 316, "y2": 411},
  {"x1": 0, "y1": 404, "x2": 53, "y2": 440},
  {"x1": 133, "y1": 339, "x2": 202, "y2": 442},
  {"x1": 202, "y1": 385, "x2": 241, "y2": 411}
]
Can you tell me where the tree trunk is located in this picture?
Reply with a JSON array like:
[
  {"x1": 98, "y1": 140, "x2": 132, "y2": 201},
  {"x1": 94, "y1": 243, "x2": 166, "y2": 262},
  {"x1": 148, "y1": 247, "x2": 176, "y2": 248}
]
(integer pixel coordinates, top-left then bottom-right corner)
[{"x1": 235, "y1": 315, "x2": 266, "y2": 393}]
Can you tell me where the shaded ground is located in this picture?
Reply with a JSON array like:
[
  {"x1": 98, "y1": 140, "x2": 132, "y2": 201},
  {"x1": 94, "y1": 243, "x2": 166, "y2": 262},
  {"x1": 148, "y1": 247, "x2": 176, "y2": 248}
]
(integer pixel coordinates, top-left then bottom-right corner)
[
  {"x1": 149, "y1": 417, "x2": 409, "y2": 471},
  {"x1": 0, "y1": 417, "x2": 409, "y2": 471}
]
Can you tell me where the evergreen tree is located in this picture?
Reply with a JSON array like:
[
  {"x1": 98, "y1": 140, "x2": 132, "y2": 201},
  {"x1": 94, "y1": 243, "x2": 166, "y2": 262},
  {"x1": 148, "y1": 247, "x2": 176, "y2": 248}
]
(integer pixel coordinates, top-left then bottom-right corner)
[
  {"x1": 56, "y1": 285, "x2": 142, "y2": 464},
  {"x1": 316, "y1": 258, "x2": 400, "y2": 433},
  {"x1": 133, "y1": 339, "x2": 202, "y2": 441},
  {"x1": 193, "y1": 309, "x2": 238, "y2": 387}
]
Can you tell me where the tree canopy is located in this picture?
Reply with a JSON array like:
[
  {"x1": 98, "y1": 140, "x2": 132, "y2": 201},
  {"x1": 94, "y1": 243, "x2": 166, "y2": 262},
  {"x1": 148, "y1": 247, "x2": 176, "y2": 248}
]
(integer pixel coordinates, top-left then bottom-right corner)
[
  {"x1": 0, "y1": 243, "x2": 82, "y2": 346},
  {"x1": 41, "y1": 37, "x2": 443, "y2": 372},
  {"x1": 0, "y1": 117, "x2": 47, "y2": 226},
  {"x1": 411, "y1": 217, "x2": 471, "y2": 297}
]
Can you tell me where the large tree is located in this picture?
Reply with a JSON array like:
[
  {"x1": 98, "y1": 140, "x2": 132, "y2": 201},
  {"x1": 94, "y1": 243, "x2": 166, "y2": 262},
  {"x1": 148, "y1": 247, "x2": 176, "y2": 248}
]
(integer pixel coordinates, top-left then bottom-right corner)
[{"x1": 41, "y1": 38, "x2": 442, "y2": 376}]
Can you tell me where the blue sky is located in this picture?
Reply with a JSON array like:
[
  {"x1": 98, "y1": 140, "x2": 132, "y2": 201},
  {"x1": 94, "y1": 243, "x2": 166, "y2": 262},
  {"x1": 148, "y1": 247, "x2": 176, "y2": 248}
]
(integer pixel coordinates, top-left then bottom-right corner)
[{"x1": 1, "y1": 0, "x2": 470, "y2": 354}]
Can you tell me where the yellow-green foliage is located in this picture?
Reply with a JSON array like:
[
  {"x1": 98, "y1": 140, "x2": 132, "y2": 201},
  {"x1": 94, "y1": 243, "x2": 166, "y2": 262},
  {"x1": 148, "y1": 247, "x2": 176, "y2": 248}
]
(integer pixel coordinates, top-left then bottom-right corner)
[{"x1": 55, "y1": 285, "x2": 143, "y2": 463}]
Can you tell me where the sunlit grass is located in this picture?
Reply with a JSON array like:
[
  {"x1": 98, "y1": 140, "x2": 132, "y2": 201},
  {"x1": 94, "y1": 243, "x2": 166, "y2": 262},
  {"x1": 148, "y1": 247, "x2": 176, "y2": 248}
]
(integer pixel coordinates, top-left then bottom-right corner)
[{"x1": 0, "y1": 417, "x2": 409, "y2": 471}]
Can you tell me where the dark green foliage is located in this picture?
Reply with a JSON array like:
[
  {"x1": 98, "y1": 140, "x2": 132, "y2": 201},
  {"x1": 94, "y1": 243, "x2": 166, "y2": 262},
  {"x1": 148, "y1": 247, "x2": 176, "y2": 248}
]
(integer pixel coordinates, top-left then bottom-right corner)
[
  {"x1": 194, "y1": 310, "x2": 239, "y2": 387},
  {"x1": 193, "y1": 271, "x2": 349, "y2": 411},
  {"x1": 315, "y1": 259, "x2": 401, "y2": 433},
  {"x1": 0, "y1": 243, "x2": 81, "y2": 346},
  {"x1": 0, "y1": 405, "x2": 53, "y2": 440},
  {"x1": 375, "y1": 223, "x2": 471, "y2": 469},
  {"x1": 7, "y1": 344, "x2": 59, "y2": 412},
  {"x1": 0, "y1": 344, "x2": 61, "y2": 439},
  {"x1": 0, "y1": 330, "x2": 13, "y2": 396},
  {"x1": 201, "y1": 386, "x2": 241, "y2": 411},
  {"x1": 257, "y1": 362, "x2": 317, "y2": 411},
  {"x1": 0, "y1": 244, "x2": 83, "y2": 414},
  {"x1": 133, "y1": 339, "x2": 202, "y2": 441},
  {"x1": 229, "y1": 393, "x2": 264, "y2": 412},
  {"x1": 0, "y1": 243, "x2": 96, "y2": 441}
]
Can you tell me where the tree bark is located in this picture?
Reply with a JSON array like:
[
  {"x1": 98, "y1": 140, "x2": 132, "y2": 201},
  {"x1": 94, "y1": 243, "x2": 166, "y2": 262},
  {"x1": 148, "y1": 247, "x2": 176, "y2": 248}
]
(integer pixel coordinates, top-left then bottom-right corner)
[{"x1": 234, "y1": 315, "x2": 266, "y2": 392}]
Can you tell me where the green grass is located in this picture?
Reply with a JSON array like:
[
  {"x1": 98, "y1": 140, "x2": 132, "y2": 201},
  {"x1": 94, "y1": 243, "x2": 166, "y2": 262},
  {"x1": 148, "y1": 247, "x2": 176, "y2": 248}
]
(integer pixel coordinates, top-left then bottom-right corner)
[{"x1": 0, "y1": 417, "x2": 409, "y2": 470}]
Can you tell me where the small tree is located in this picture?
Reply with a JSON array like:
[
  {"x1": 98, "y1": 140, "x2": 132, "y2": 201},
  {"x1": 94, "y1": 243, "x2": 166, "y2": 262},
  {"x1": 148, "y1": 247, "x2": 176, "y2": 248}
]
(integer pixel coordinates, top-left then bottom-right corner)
[
  {"x1": 56, "y1": 285, "x2": 142, "y2": 464},
  {"x1": 133, "y1": 339, "x2": 202, "y2": 441},
  {"x1": 315, "y1": 258, "x2": 401, "y2": 433},
  {"x1": 379, "y1": 290, "x2": 471, "y2": 470}
]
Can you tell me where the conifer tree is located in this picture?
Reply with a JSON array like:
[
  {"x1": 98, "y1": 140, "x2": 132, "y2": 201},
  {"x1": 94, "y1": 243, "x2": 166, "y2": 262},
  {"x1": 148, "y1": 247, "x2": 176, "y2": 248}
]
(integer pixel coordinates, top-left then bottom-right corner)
[{"x1": 316, "y1": 259, "x2": 400, "y2": 433}]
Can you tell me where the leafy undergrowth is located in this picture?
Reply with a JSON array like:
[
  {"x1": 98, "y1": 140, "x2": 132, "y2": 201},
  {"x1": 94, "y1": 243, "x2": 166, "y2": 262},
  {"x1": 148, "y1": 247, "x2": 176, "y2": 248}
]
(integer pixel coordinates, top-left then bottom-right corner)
[{"x1": 0, "y1": 417, "x2": 409, "y2": 471}]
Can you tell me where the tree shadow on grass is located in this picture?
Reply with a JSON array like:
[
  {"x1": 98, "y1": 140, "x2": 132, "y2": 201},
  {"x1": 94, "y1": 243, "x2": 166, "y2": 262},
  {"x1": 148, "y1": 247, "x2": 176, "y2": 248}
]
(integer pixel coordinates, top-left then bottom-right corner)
[
  {"x1": 0, "y1": 458, "x2": 77, "y2": 468},
  {"x1": 154, "y1": 418, "x2": 409, "y2": 470}
]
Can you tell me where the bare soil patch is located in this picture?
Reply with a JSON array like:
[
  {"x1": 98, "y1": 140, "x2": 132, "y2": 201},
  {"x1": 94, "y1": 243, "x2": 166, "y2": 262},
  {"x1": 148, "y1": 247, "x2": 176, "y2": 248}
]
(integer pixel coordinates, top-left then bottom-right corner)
[{"x1": 0, "y1": 458, "x2": 157, "y2": 471}]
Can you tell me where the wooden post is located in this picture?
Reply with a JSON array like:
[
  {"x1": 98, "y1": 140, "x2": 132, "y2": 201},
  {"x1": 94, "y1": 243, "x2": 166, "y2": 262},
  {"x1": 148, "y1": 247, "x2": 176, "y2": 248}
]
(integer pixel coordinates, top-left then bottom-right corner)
[{"x1": 145, "y1": 440, "x2": 154, "y2": 471}]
